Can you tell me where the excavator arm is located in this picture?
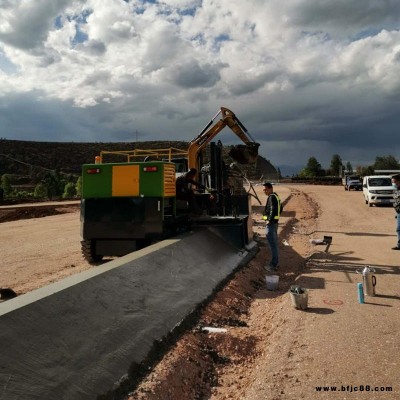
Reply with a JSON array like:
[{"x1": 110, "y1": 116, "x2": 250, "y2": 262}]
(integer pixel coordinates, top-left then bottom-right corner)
[{"x1": 187, "y1": 107, "x2": 260, "y2": 170}]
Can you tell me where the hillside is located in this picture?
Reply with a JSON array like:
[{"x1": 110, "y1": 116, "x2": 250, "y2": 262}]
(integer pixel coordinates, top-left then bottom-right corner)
[{"x1": 0, "y1": 139, "x2": 278, "y2": 181}]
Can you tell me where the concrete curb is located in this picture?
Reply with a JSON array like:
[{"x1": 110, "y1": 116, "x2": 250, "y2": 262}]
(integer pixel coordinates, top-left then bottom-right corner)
[{"x1": 0, "y1": 229, "x2": 257, "y2": 400}]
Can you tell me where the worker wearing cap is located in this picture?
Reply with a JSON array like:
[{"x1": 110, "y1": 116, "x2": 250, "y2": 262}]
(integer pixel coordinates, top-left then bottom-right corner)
[
  {"x1": 262, "y1": 182, "x2": 281, "y2": 272},
  {"x1": 391, "y1": 174, "x2": 400, "y2": 250}
]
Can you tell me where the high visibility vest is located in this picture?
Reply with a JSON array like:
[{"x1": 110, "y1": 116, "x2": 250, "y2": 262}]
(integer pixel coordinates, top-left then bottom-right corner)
[{"x1": 271, "y1": 193, "x2": 281, "y2": 220}]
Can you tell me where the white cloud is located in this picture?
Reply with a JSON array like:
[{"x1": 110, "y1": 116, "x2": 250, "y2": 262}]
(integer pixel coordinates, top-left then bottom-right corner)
[
  {"x1": 1, "y1": 0, "x2": 400, "y2": 169},
  {"x1": 0, "y1": 0, "x2": 71, "y2": 50}
]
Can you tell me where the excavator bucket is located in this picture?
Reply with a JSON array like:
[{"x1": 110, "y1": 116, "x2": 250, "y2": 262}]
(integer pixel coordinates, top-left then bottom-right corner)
[{"x1": 228, "y1": 142, "x2": 260, "y2": 164}]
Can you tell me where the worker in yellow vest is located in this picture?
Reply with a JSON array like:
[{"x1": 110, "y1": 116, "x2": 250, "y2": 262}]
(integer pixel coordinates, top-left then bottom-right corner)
[{"x1": 262, "y1": 182, "x2": 282, "y2": 272}]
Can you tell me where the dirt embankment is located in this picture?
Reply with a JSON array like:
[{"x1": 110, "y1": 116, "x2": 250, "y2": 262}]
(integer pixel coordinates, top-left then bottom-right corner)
[
  {"x1": 0, "y1": 203, "x2": 80, "y2": 223},
  {"x1": 125, "y1": 189, "x2": 318, "y2": 400}
]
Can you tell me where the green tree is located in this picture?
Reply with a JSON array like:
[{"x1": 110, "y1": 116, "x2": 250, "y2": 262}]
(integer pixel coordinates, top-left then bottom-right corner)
[
  {"x1": 345, "y1": 161, "x2": 353, "y2": 174},
  {"x1": 75, "y1": 176, "x2": 82, "y2": 196},
  {"x1": 14, "y1": 190, "x2": 34, "y2": 199},
  {"x1": 34, "y1": 183, "x2": 48, "y2": 199},
  {"x1": 330, "y1": 154, "x2": 342, "y2": 176},
  {"x1": 1, "y1": 174, "x2": 13, "y2": 195},
  {"x1": 62, "y1": 182, "x2": 77, "y2": 199},
  {"x1": 359, "y1": 165, "x2": 374, "y2": 176},
  {"x1": 42, "y1": 171, "x2": 63, "y2": 200},
  {"x1": 373, "y1": 155, "x2": 399, "y2": 170},
  {"x1": 299, "y1": 157, "x2": 324, "y2": 177}
]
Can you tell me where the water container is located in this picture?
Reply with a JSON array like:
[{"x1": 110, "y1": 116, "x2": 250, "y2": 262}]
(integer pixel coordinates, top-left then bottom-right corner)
[
  {"x1": 356, "y1": 266, "x2": 377, "y2": 296},
  {"x1": 357, "y1": 283, "x2": 365, "y2": 304}
]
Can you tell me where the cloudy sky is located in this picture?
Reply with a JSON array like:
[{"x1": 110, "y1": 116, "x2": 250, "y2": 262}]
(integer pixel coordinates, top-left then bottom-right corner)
[{"x1": 1, "y1": 0, "x2": 400, "y2": 174}]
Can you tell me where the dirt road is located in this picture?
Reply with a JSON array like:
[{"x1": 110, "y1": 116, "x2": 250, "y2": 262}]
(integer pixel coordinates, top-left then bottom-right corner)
[
  {"x1": 0, "y1": 202, "x2": 93, "y2": 293},
  {"x1": 1, "y1": 185, "x2": 399, "y2": 399}
]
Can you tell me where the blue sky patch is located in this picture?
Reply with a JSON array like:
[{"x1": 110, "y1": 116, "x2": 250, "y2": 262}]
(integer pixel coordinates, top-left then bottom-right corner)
[
  {"x1": 211, "y1": 34, "x2": 231, "y2": 51},
  {"x1": 72, "y1": 26, "x2": 89, "y2": 46},
  {"x1": 351, "y1": 27, "x2": 383, "y2": 42},
  {"x1": 68, "y1": 10, "x2": 93, "y2": 46},
  {"x1": 55, "y1": 15, "x2": 63, "y2": 29},
  {"x1": 215, "y1": 34, "x2": 230, "y2": 42},
  {"x1": 65, "y1": 9, "x2": 93, "y2": 24},
  {"x1": 0, "y1": 51, "x2": 18, "y2": 75},
  {"x1": 179, "y1": 7, "x2": 197, "y2": 17},
  {"x1": 76, "y1": 9, "x2": 93, "y2": 24}
]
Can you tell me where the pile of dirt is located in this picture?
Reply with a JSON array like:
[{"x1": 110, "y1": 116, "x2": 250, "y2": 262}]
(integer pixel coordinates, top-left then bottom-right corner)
[
  {"x1": 127, "y1": 254, "x2": 267, "y2": 400},
  {"x1": 0, "y1": 204, "x2": 80, "y2": 223}
]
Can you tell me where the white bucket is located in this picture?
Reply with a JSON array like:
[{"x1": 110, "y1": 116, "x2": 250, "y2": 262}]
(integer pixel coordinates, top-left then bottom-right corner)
[{"x1": 265, "y1": 275, "x2": 279, "y2": 290}]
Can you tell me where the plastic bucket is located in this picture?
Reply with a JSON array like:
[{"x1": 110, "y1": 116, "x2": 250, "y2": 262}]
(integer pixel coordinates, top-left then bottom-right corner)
[
  {"x1": 265, "y1": 275, "x2": 279, "y2": 290},
  {"x1": 289, "y1": 287, "x2": 308, "y2": 310}
]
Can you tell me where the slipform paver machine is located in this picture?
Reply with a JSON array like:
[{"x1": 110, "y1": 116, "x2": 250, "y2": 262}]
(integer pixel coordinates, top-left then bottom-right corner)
[{"x1": 80, "y1": 107, "x2": 261, "y2": 263}]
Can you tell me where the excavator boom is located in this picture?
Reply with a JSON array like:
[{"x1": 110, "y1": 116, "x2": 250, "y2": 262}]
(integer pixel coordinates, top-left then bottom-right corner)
[{"x1": 188, "y1": 107, "x2": 260, "y2": 170}]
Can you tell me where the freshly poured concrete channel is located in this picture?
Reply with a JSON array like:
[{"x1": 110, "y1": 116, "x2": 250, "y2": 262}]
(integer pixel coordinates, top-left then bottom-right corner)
[{"x1": 0, "y1": 229, "x2": 256, "y2": 399}]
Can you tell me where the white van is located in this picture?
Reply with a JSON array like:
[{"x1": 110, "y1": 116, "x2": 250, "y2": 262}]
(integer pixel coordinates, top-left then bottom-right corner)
[{"x1": 362, "y1": 175, "x2": 395, "y2": 207}]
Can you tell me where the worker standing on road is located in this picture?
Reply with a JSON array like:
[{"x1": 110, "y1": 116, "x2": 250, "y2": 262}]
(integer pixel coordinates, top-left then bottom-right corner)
[
  {"x1": 176, "y1": 168, "x2": 205, "y2": 215},
  {"x1": 262, "y1": 182, "x2": 282, "y2": 272},
  {"x1": 391, "y1": 174, "x2": 400, "y2": 250}
]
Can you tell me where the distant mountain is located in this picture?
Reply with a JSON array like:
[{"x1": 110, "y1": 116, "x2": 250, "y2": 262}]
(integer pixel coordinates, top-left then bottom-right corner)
[{"x1": 0, "y1": 139, "x2": 278, "y2": 181}]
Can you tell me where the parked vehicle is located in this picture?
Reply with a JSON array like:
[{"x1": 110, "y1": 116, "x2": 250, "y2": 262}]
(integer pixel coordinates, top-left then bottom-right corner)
[
  {"x1": 343, "y1": 175, "x2": 362, "y2": 191},
  {"x1": 362, "y1": 175, "x2": 395, "y2": 207}
]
